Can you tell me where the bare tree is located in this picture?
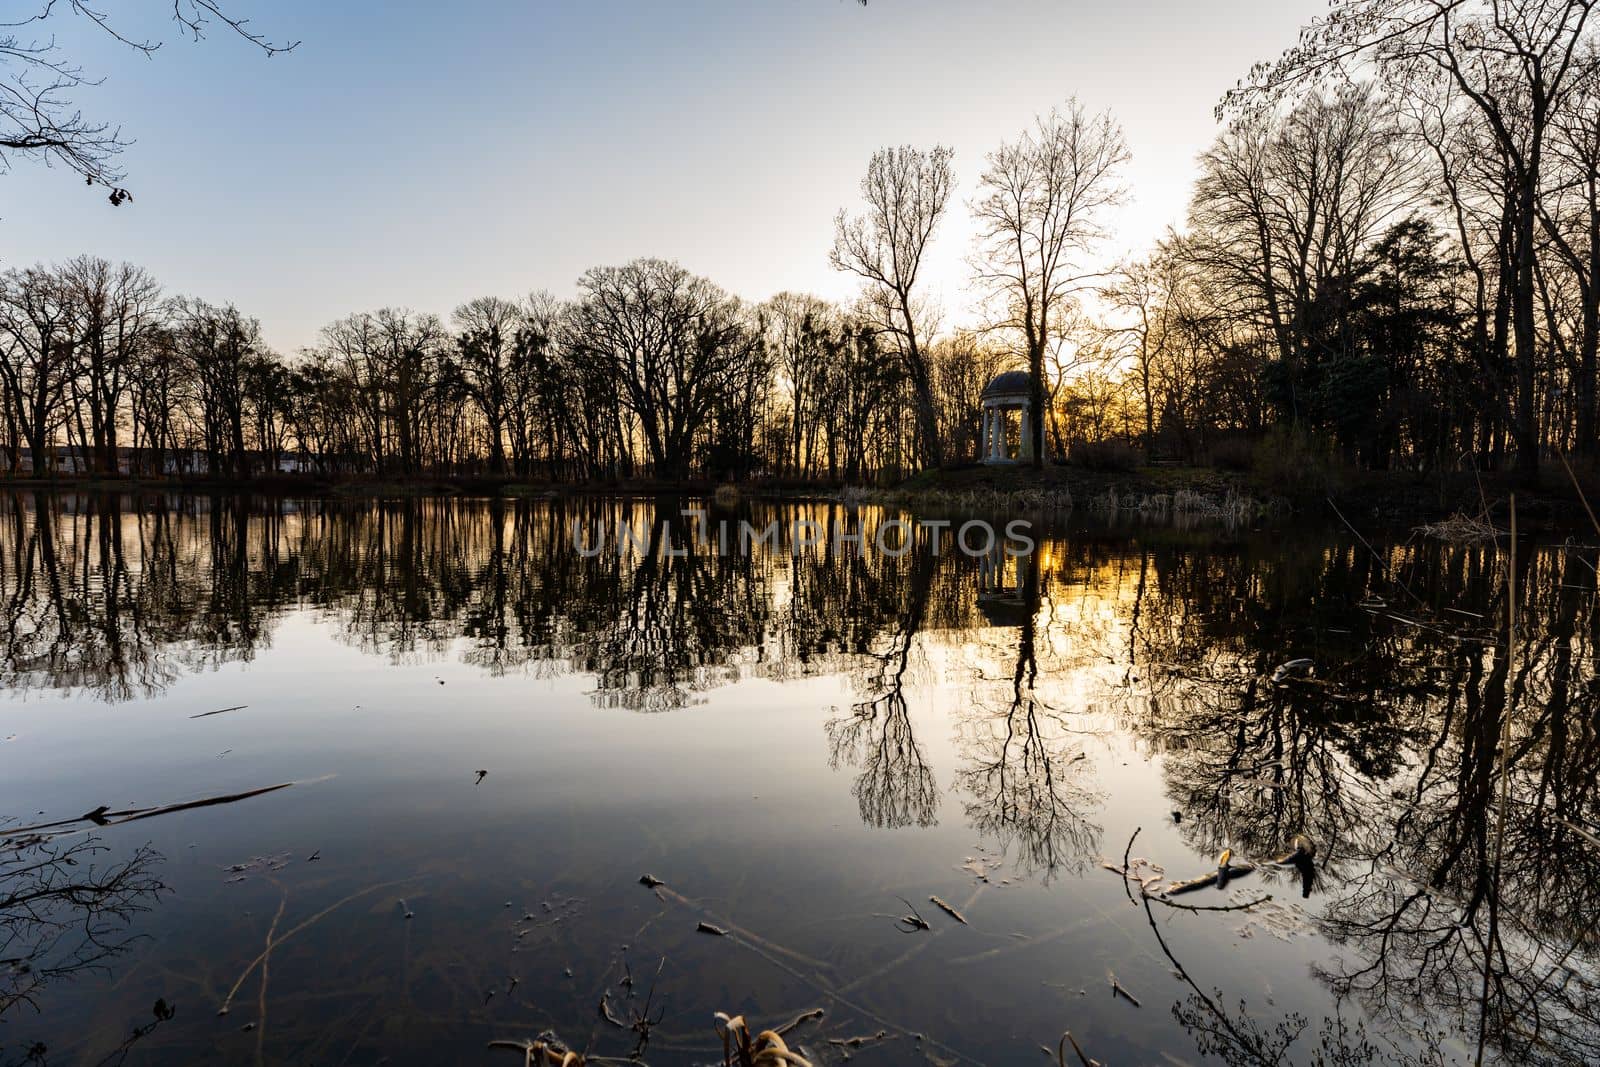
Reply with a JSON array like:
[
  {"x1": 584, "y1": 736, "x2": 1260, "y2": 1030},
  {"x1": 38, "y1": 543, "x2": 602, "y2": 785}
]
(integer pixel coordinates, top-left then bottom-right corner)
[
  {"x1": 506, "y1": 292, "x2": 568, "y2": 479},
  {"x1": 832, "y1": 144, "x2": 954, "y2": 468},
  {"x1": 0, "y1": 266, "x2": 75, "y2": 476},
  {"x1": 0, "y1": 1, "x2": 296, "y2": 197},
  {"x1": 170, "y1": 298, "x2": 264, "y2": 479},
  {"x1": 762, "y1": 292, "x2": 836, "y2": 477},
  {"x1": 62, "y1": 257, "x2": 162, "y2": 474},
  {"x1": 570, "y1": 259, "x2": 762, "y2": 480},
  {"x1": 973, "y1": 99, "x2": 1129, "y2": 467},
  {"x1": 1102, "y1": 247, "x2": 1188, "y2": 457},
  {"x1": 1540, "y1": 50, "x2": 1600, "y2": 453},
  {"x1": 454, "y1": 296, "x2": 523, "y2": 476},
  {"x1": 1228, "y1": 0, "x2": 1598, "y2": 476}
]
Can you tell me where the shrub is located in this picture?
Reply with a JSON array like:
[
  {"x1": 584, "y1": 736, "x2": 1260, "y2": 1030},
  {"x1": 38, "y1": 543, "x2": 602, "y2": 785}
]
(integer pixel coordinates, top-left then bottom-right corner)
[
  {"x1": 1207, "y1": 437, "x2": 1256, "y2": 472},
  {"x1": 1250, "y1": 425, "x2": 1348, "y2": 495},
  {"x1": 1069, "y1": 439, "x2": 1141, "y2": 472}
]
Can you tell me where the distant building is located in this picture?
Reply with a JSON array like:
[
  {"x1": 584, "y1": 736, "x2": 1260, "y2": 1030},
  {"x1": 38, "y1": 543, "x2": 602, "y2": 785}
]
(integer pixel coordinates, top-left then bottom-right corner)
[{"x1": 7, "y1": 446, "x2": 314, "y2": 477}]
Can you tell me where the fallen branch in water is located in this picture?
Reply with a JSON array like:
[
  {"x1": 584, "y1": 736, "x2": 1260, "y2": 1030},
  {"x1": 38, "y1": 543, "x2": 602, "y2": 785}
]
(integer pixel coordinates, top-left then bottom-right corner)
[
  {"x1": 774, "y1": 1008, "x2": 824, "y2": 1036},
  {"x1": 1118, "y1": 827, "x2": 1142, "y2": 904},
  {"x1": 2, "y1": 779, "x2": 321, "y2": 841},
  {"x1": 1416, "y1": 513, "x2": 1501, "y2": 543},
  {"x1": 649, "y1": 884, "x2": 967, "y2": 1065},
  {"x1": 1165, "y1": 862, "x2": 1256, "y2": 895},
  {"x1": 218, "y1": 877, "x2": 417, "y2": 1016},
  {"x1": 1155, "y1": 894, "x2": 1272, "y2": 914},
  {"x1": 928, "y1": 895, "x2": 967, "y2": 925},
  {"x1": 1108, "y1": 972, "x2": 1141, "y2": 1006},
  {"x1": 647, "y1": 883, "x2": 826, "y2": 969},
  {"x1": 191, "y1": 705, "x2": 248, "y2": 719},
  {"x1": 894, "y1": 897, "x2": 930, "y2": 932},
  {"x1": 1058, "y1": 1030, "x2": 1103, "y2": 1067},
  {"x1": 1108, "y1": 830, "x2": 1272, "y2": 912},
  {"x1": 598, "y1": 991, "x2": 627, "y2": 1028}
]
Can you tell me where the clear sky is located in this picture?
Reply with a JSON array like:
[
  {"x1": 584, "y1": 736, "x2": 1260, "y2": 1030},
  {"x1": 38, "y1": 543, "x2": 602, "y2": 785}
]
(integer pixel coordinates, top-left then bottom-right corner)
[{"x1": 2, "y1": 0, "x2": 1325, "y2": 354}]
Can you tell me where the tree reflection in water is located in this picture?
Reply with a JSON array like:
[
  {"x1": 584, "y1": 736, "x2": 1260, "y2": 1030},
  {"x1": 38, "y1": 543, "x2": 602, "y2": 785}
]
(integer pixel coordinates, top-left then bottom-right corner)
[
  {"x1": 957, "y1": 547, "x2": 1102, "y2": 878},
  {"x1": 0, "y1": 830, "x2": 167, "y2": 1066},
  {"x1": 1122, "y1": 535, "x2": 1600, "y2": 1065},
  {"x1": 825, "y1": 529, "x2": 940, "y2": 829},
  {"x1": 3, "y1": 494, "x2": 1600, "y2": 1063}
]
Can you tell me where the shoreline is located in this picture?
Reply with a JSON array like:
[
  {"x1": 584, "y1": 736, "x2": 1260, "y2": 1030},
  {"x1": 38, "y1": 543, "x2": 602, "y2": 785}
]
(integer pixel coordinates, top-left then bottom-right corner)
[{"x1": 1, "y1": 464, "x2": 1594, "y2": 533}]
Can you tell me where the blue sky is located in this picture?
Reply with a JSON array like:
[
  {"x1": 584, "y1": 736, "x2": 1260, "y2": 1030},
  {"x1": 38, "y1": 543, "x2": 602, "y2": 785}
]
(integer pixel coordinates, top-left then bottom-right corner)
[{"x1": 2, "y1": 0, "x2": 1324, "y2": 353}]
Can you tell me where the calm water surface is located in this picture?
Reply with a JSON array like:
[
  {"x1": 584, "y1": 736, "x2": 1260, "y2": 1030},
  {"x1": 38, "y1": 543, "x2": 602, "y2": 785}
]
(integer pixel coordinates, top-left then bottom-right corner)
[{"x1": 1, "y1": 494, "x2": 1595, "y2": 1066}]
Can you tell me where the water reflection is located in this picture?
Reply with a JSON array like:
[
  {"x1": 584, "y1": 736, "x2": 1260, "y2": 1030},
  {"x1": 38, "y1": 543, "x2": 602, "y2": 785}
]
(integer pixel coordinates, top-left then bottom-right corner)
[
  {"x1": 1, "y1": 493, "x2": 1598, "y2": 1064},
  {"x1": 0, "y1": 831, "x2": 167, "y2": 1065},
  {"x1": 1122, "y1": 536, "x2": 1600, "y2": 1066},
  {"x1": 957, "y1": 550, "x2": 1101, "y2": 878},
  {"x1": 825, "y1": 542, "x2": 940, "y2": 830}
]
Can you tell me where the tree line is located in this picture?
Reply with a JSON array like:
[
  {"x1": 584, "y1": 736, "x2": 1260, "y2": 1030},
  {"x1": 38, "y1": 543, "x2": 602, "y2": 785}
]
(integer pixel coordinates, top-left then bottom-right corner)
[
  {"x1": 0, "y1": 254, "x2": 1022, "y2": 481},
  {"x1": 1100, "y1": 0, "x2": 1600, "y2": 476},
  {"x1": 6, "y1": 0, "x2": 1599, "y2": 482}
]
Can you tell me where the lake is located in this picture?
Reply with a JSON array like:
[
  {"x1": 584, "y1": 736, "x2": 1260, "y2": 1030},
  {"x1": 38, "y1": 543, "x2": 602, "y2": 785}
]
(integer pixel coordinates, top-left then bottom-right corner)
[{"x1": 0, "y1": 493, "x2": 1594, "y2": 1066}]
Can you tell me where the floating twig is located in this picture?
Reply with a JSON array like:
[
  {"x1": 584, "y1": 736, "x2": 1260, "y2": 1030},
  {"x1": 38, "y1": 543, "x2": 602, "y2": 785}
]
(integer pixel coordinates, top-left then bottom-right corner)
[
  {"x1": 652, "y1": 883, "x2": 825, "y2": 969},
  {"x1": 895, "y1": 897, "x2": 930, "y2": 933},
  {"x1": 1166, "y1": 860, "x2": 1256, "y2": 895},
  {"x1": 1058, "y1": 1030, "x2": 1103, "y2": 1067},
  {"x1": 1108, "y1": 830, "x2": 1270, "y2": 913},
  {"x1": 1157, "y1": 894, "x2": 1272, "y2": 914},
  {"x1": 218, "y1": 877, "x2": 417, "y2": 1016},
  {"x1": 639, "y1": 873, "x2": 664, "y2": 888},
  {"x1": 775, "y1": 1008, "x2": 825, "y2": 1036},
  {"x1": 1118, "y1": 827, "x2": 1142, "y2": 904},
  {"x1": 828, "y1": 1029, "x2": 891, "y2": 1050},
  {"x1": 1108, "y1": 972, "x2": 1141, "y2": 1007},
  {"x1": 2, "y1": 781, "x2": 301, "y2": 839},
  {"x1": 696, "y1": 921, "x2": 727, "y2": 937},
  {"x1": 191, "y1": 705, "x2": 248, "y2": 719},
  {"x1": 928, "y1": 895, "x2": 967, "y2": 924}
]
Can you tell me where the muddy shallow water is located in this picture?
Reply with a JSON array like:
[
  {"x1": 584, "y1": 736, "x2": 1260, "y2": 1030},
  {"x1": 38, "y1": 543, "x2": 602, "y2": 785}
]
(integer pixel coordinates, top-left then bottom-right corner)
[{"x1": 1, "y1": 493, "x2": 1595, "y2": 1066}]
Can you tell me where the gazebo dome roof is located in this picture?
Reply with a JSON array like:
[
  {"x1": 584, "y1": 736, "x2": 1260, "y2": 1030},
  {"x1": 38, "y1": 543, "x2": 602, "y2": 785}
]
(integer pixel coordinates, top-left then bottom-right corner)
[{"x1": 981, "y1": 369, "x2": 1033, "y2": 400}]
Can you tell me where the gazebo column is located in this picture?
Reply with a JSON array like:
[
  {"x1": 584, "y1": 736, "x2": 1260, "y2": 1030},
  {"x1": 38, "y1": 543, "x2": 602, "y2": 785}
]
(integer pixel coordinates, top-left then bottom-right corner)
[{"x1": 991, "y1": 408, "x2": 1005, "y2": 460}]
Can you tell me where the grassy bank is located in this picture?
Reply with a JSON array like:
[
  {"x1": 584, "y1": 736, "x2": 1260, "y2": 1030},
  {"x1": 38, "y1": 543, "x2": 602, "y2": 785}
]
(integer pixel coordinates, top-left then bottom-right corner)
[{"x1": 867, "y1": 459, "x2": 1600, "y2": 532}]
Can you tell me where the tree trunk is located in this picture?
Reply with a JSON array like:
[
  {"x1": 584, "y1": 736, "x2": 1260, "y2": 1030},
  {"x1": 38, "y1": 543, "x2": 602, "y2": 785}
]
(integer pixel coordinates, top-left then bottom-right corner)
[{"x1": 1513, "y1": 175, "x2": 1541, "y2": 479}]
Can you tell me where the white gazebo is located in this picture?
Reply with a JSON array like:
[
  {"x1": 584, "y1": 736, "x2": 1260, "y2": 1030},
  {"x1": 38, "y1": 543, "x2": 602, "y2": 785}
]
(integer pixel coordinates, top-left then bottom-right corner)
[{"x1": 980, "y1": 370, "x2": 1034, "y2": 465}]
